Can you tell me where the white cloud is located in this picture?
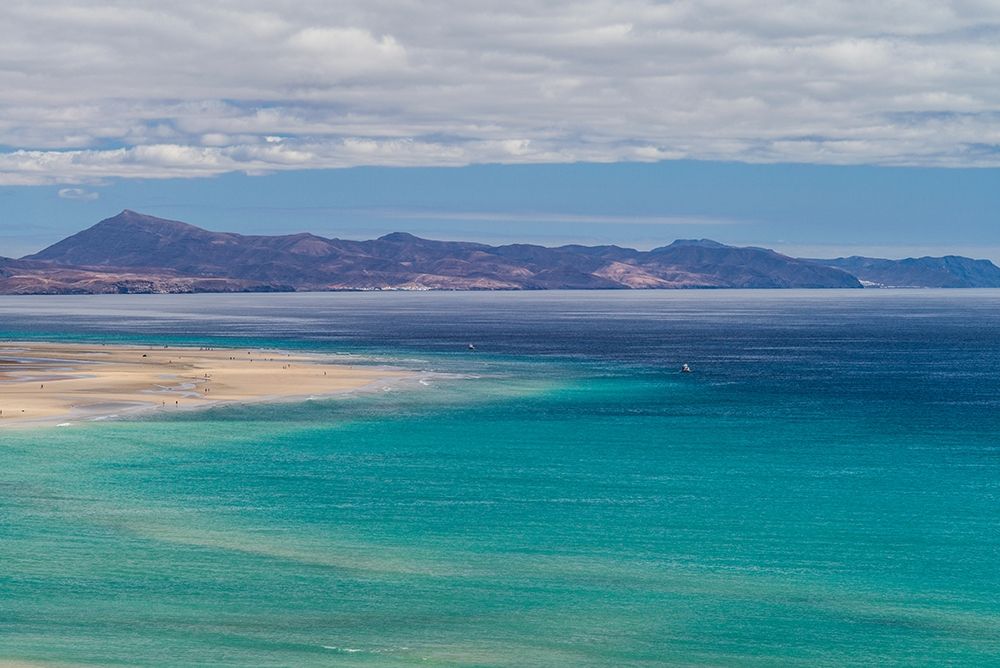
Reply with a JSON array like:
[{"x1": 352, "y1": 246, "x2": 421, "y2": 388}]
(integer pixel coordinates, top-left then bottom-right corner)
[
  {"x1": 57, "y1": 187, "x2": 99, "y2": 200},
  {"x1": 1, "y1": 0, "x2": 1000, "y2": 184}
]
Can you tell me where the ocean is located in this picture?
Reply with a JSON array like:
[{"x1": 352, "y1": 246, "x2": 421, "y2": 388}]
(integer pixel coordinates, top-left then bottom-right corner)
[{"x1": 1, "y1": 290, "x2": 999, "y2": 666}]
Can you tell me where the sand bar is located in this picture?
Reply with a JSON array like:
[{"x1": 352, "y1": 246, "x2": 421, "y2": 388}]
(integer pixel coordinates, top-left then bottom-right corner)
[{"x1": 0, "y1": 341, "x2": 411, "y2": 427}]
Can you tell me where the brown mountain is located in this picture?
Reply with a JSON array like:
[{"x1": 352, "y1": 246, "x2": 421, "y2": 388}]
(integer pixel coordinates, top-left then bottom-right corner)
[
  {"x1": 12, "y1": 210, "x2": 862, "y2": 293},
  {"x1": 813, "y1": 255, "x2": 1000, "y2": 288},
  {"x1": 0, "y1": 254, "x2": 279, "y2": 295}
]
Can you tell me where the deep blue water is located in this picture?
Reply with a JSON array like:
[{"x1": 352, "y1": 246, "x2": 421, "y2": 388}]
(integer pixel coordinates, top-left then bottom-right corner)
[{"x1": 1, "y1": 290, "x2": 999, "y2": 666}]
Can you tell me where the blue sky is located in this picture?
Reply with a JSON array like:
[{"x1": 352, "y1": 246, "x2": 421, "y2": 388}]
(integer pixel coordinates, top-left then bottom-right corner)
[
  {"x1": 1, "y1": 2, "x2": 999, "y2": 260},
  {"x1": 3, "y1": 160, "x2": 999, "y2": 260}
]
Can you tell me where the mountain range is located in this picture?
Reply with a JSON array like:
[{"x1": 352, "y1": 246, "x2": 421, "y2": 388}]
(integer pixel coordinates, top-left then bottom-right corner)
[
  {"x1": 811, "y1": 255, "x2": 1000, "y2": 288},
  {"x1": 1, "y1": 210, "x2": 997, "y2": 294}
]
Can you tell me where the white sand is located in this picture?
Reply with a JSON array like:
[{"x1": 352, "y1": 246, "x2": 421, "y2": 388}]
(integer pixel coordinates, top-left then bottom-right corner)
[{"x1": 0, "y1": 342, "x2": 410, "y2": 427}]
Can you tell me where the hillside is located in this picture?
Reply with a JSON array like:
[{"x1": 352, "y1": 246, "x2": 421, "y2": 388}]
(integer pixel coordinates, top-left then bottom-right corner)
[
  {"x1": 814, "y1": 255, "x2": 1000, "y2": 288},
  {"x1": 16, "y1": 210, "x2": 862, "y2": 292}
]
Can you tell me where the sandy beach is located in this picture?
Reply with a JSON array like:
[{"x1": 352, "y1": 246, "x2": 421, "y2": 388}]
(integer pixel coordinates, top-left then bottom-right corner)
[{"x1": 0, "y1": 341, "x2": 410, "y2": 427}]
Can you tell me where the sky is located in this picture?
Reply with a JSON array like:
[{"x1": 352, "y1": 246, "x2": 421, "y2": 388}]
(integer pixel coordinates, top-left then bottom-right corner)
[{"x1": 1, "y1": 1, "x2": 998, "y2": 259}]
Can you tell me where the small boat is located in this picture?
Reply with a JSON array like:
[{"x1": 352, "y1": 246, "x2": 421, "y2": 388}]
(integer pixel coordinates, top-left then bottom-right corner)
[
  {"x1": 680, "y1": 363, "x2": 692, "y2": 373},
  {"x1": 468, "y1": 343, "x2": 477, "y2": 351}
]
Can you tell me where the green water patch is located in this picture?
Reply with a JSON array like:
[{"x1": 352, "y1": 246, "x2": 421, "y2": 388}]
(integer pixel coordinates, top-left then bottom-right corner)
[{"x1": 2, "y1": 369, "x2": 999, "y2": 666}]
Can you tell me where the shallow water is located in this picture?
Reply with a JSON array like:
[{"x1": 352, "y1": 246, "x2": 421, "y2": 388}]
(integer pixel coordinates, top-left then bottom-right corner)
[{"x1": 1, "y1": 291, "x2": 999, "y2": 666}]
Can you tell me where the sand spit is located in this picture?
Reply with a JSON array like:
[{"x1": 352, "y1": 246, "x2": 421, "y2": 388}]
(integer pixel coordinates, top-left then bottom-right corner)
[{"x1": 0, "y1": 341, "x2": 411, "y2": 427}]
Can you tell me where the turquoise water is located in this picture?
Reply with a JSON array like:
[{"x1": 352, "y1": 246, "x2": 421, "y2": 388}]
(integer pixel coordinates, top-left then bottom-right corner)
[{"x1": 1, "y1": 291, "x2": 999, "y2": 666}]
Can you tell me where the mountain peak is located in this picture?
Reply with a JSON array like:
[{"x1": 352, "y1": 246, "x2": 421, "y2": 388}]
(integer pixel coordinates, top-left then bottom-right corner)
[
  {"x1": 648, "y1": 238, "x2": 732, "y2": 254},
  {"x1": 98, "y1": 210, "x2": 203, "y2": 232},
  {"x1": 377, "y1": 232, "x2": 424, "y2": 242},
  {"x1": 665, "y1": 238, "x2": 729, "y2": 249},
  {"x1": 26, "y1": 211, "x2": 219, "y2": 266}
]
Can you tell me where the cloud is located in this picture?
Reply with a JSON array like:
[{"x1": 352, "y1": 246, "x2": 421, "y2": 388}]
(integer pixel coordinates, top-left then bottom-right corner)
[
  {"x1": 57, "y1": 187, "x2": 99, "y2": 200},
  {"x1": 1, "y1": 1, "x2": 1000, "y2": 184}
]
